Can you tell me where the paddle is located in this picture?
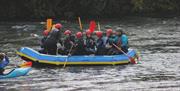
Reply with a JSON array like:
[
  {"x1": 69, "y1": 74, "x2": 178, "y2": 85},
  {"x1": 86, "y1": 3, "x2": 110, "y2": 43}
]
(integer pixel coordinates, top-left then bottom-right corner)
[
  {"x1": 78, "y1": 17, "x2": 83, "y2": 31},
  {"x1": 112, "y1": 43, "x2": 136, "y2": 64},
  {"x1": 89, "y1": 20, "x2": 96, "y2": 33},
  {"x1": 19, "y1": 61, "x2": 32, "y2": 67},
  {"x1": 5, "y1": 61, "x2": 32, "y2": 72},
  {"x1": 63, "y1": 45, "x2": 74, "y2": 68},
  {"x1": 98, "y1": 22, "x2": 101, "y2": 31},
  {"x1": 46, "y1": 18, "x2": 52, "y2": 32}
]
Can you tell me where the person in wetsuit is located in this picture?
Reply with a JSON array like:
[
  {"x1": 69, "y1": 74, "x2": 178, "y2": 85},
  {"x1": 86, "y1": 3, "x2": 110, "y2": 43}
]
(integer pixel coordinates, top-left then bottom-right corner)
[
  {"x1": 39, "y1": 30, "x2": 49, "y2": 54},
  {"x1": 72, "y1": 32, "x2": 86, "y2": 55},
  {"x1": 0, "y1": 53, "x2": 9, "y2": 75},
  {"x1": 44, "y1": 23, "x2": 63, "y2": 55},
  {"x1": 116, "y1": 28, "x2": 129, "y2": 53},
  {"x1": 63, "y1": 30, "x2": 75, "y2": 55},
  {"x1": 95, "y1": 31, "x2": 105, "y2": 55},
  {"x1": 85, "y1": 30, "x2": 96, "y2": 55}
]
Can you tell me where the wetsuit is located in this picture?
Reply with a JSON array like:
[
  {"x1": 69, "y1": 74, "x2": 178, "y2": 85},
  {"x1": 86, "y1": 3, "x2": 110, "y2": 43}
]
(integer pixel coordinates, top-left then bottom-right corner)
[
  {"x1": 39, "y1": 36, "x2": 48, "y2": 54},
  {"x1": 103, "y1": 35, "x2": 117, "y2": 55},
  {"x1": 106, "y1": 35, "x2": 120, "y2": 55},
  {"x1": 72, "y1": 38, "x2": 86, "y2": 55},
  {"x1": 103, "y1": 34, "x2": 121, "y2": 55},
  {"x1": 44, "y1": 28, "x2": 61, "y2": 55},
  {"x1": 96, "y1": 37, "x2": 105, "y2": 55},
  {"x1": 120, "y1": 34, "x2": 129, "y2": 53},
  {"x1": 85, "y1": 37, "x2": 96, "y2": 55},
  {"x1": 63, "y1": 35, "x2": 75, "y2": 55}
]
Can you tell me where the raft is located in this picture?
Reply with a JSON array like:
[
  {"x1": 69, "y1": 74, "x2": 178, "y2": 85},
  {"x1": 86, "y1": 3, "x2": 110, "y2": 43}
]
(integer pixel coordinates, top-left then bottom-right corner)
[
  {"x1": 0, "y1": 67, "x2": 31, "y2": 79},
  {"x1": 17, "y1": 47, "x2": 139, "y2": 66}
]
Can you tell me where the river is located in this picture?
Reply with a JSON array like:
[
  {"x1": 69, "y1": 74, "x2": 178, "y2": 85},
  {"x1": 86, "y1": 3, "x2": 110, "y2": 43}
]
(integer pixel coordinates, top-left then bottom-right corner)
[{"x1": 0, "y1": 17, "x2": 180, "y2": 91}]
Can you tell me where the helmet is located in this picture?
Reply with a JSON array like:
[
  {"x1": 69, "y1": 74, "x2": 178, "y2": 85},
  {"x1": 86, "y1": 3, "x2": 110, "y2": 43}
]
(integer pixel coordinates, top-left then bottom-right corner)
[
  {"x1": 0, "y1": 53, "x2": 5, "y2": 60},
  {"x1": 86, "y1": 29, "x2": 92, "y2": 35},
  {"x1": 55, "y1": 23, "x2": 62, "y2": 29},
  {"x1": 106, "y1": 29, "x2": 113, "y2": 36},
  {"x1": 76, "y1": 32, "x2": 83, "y2": 38},
  {"x1": 106, "y1": 29, "x2": 113, "y2": 34},
  {"x1": 96, "y1": 31, "x2": 103, "y2": 38},
  {"x1": 64, "y1": 30, "x2": 71, "y2": 35},
  {"x1": 43, "y1": 30, "x2": 49, "y2": 36}
]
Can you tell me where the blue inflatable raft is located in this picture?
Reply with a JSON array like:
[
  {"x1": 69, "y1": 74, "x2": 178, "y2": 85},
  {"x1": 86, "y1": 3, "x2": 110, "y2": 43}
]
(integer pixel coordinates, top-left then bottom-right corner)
[
  {"x1": 0, "y1": 67, "x2": 31, "y2": 79},
  {"x1": 17, "y1": 47, "x2": 139, "y2": 66}
]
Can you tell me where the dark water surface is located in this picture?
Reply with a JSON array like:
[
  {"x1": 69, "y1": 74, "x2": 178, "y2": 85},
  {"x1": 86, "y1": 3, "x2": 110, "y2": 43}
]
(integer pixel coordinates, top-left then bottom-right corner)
[{"x1": 0, "y1": 17, "x2": 180, "y2": 91}]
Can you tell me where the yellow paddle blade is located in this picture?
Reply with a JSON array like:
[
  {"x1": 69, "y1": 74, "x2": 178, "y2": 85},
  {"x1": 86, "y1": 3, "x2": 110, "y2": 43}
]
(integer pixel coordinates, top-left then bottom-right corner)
[
  {"x1": 46, "y1": 19, "x2": 52, "y2": 32},
  {"x1": 78, "y1": 17, "x2": 83, "y2": 31},
  {"x1": 51, "y1": 24, "x2": 56, "y2": 30}
]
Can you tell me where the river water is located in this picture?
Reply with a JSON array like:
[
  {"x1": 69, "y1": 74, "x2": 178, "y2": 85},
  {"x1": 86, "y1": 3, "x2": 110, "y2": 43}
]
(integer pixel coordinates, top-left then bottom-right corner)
[{"x1": 0, "y1": 17, "x2": 180, "y2": 91}]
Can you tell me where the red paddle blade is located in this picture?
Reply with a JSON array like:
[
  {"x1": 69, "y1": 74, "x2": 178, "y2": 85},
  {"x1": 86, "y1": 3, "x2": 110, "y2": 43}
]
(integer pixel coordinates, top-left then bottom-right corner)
[
  {"x1": 130, "y1": 57, "x2": 136, "y2": 64},
  {"x1": 89, "y1": 21, "x2": 96, "y2": 33},
  {"x1": 26, "y1": 62, "x2": 32, "y2": 67},
  {"x1": 20, "y1": 62, "x2": 32, "y2": 67}
]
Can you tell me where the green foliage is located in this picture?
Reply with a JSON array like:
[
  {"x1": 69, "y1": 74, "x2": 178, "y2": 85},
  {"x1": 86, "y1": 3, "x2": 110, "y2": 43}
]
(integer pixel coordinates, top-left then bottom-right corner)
[
  {"x1": 131, "y1": 0, "x2": 144, "y2": 12},
  {"x1": 132, "y1": 0, "x2": 179, "y2": 13},
  {"x1": 0, "y1": 0, "x2": 180, "y2": 20}
]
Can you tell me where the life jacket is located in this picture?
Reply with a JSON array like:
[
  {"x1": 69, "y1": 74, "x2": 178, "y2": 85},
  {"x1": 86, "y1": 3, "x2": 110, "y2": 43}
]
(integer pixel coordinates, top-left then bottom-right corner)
[
  {"x1": 112, "y1": 35, "x2": 119, "y2": 45},
  {"x1": 85, "y1": 37, "x2": 96, "y2": 49},
  {"x1": 64, "y1": 35, "x2": 75, "y2": 50},
  {"x1": 103, "y1": 36, "x2": 108, "y2": 46},
  {"x1": 104, "y1": 35, "x2": 117, "y2": 45},
  {"x1": 75, "y1": 38, "x2": 85, "y2": 50},
  {"x1": 96, "y1": 37, "x2": 104, "y2": 48},
  {"x1": 121, "y1": 34, "x2": 128, "y2": 47}
]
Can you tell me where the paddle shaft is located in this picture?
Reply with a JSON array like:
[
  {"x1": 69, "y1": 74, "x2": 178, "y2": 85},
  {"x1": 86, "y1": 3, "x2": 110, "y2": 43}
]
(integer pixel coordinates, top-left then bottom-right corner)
[
  {"x1": 112, "y1": 43, "x2": 136, "y2": 64},
  {"x1": 98, "y1": 22, "x2": 101, "y2": 31},
  {"x1": 63, "y1": 45, "x2": 74, "y2": 68},
  {"x1": 78, "y1": 17, "x2": 83, "y2": 31}
]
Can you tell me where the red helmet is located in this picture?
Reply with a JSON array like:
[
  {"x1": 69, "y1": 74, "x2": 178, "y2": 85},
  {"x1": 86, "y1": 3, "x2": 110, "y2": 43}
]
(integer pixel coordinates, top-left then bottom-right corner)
[
  {"x1": 43, "y1": 30, "x2": 49, "y2": 36},
  {"x1": 96, "y1": 31, "x2": 103, "y2": 38},
  {"x1": 106, "y1": 29, "x2": 113, "y2": 34},
  {"x1": 55, "y1": 23, "x2": 62, "y2": 29},
  {"x1": 64, "y1": 30, "x2": 71, "y2": 35},
  {"x1": 86, "y1": 29, "x2": 92, "y2": 35},
  {"x1": 106, "y1": 29, "x2": 113, "y2": 36},
  {"x1": 76, "y1": 32, "x2": 83, "y2": 38}
]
